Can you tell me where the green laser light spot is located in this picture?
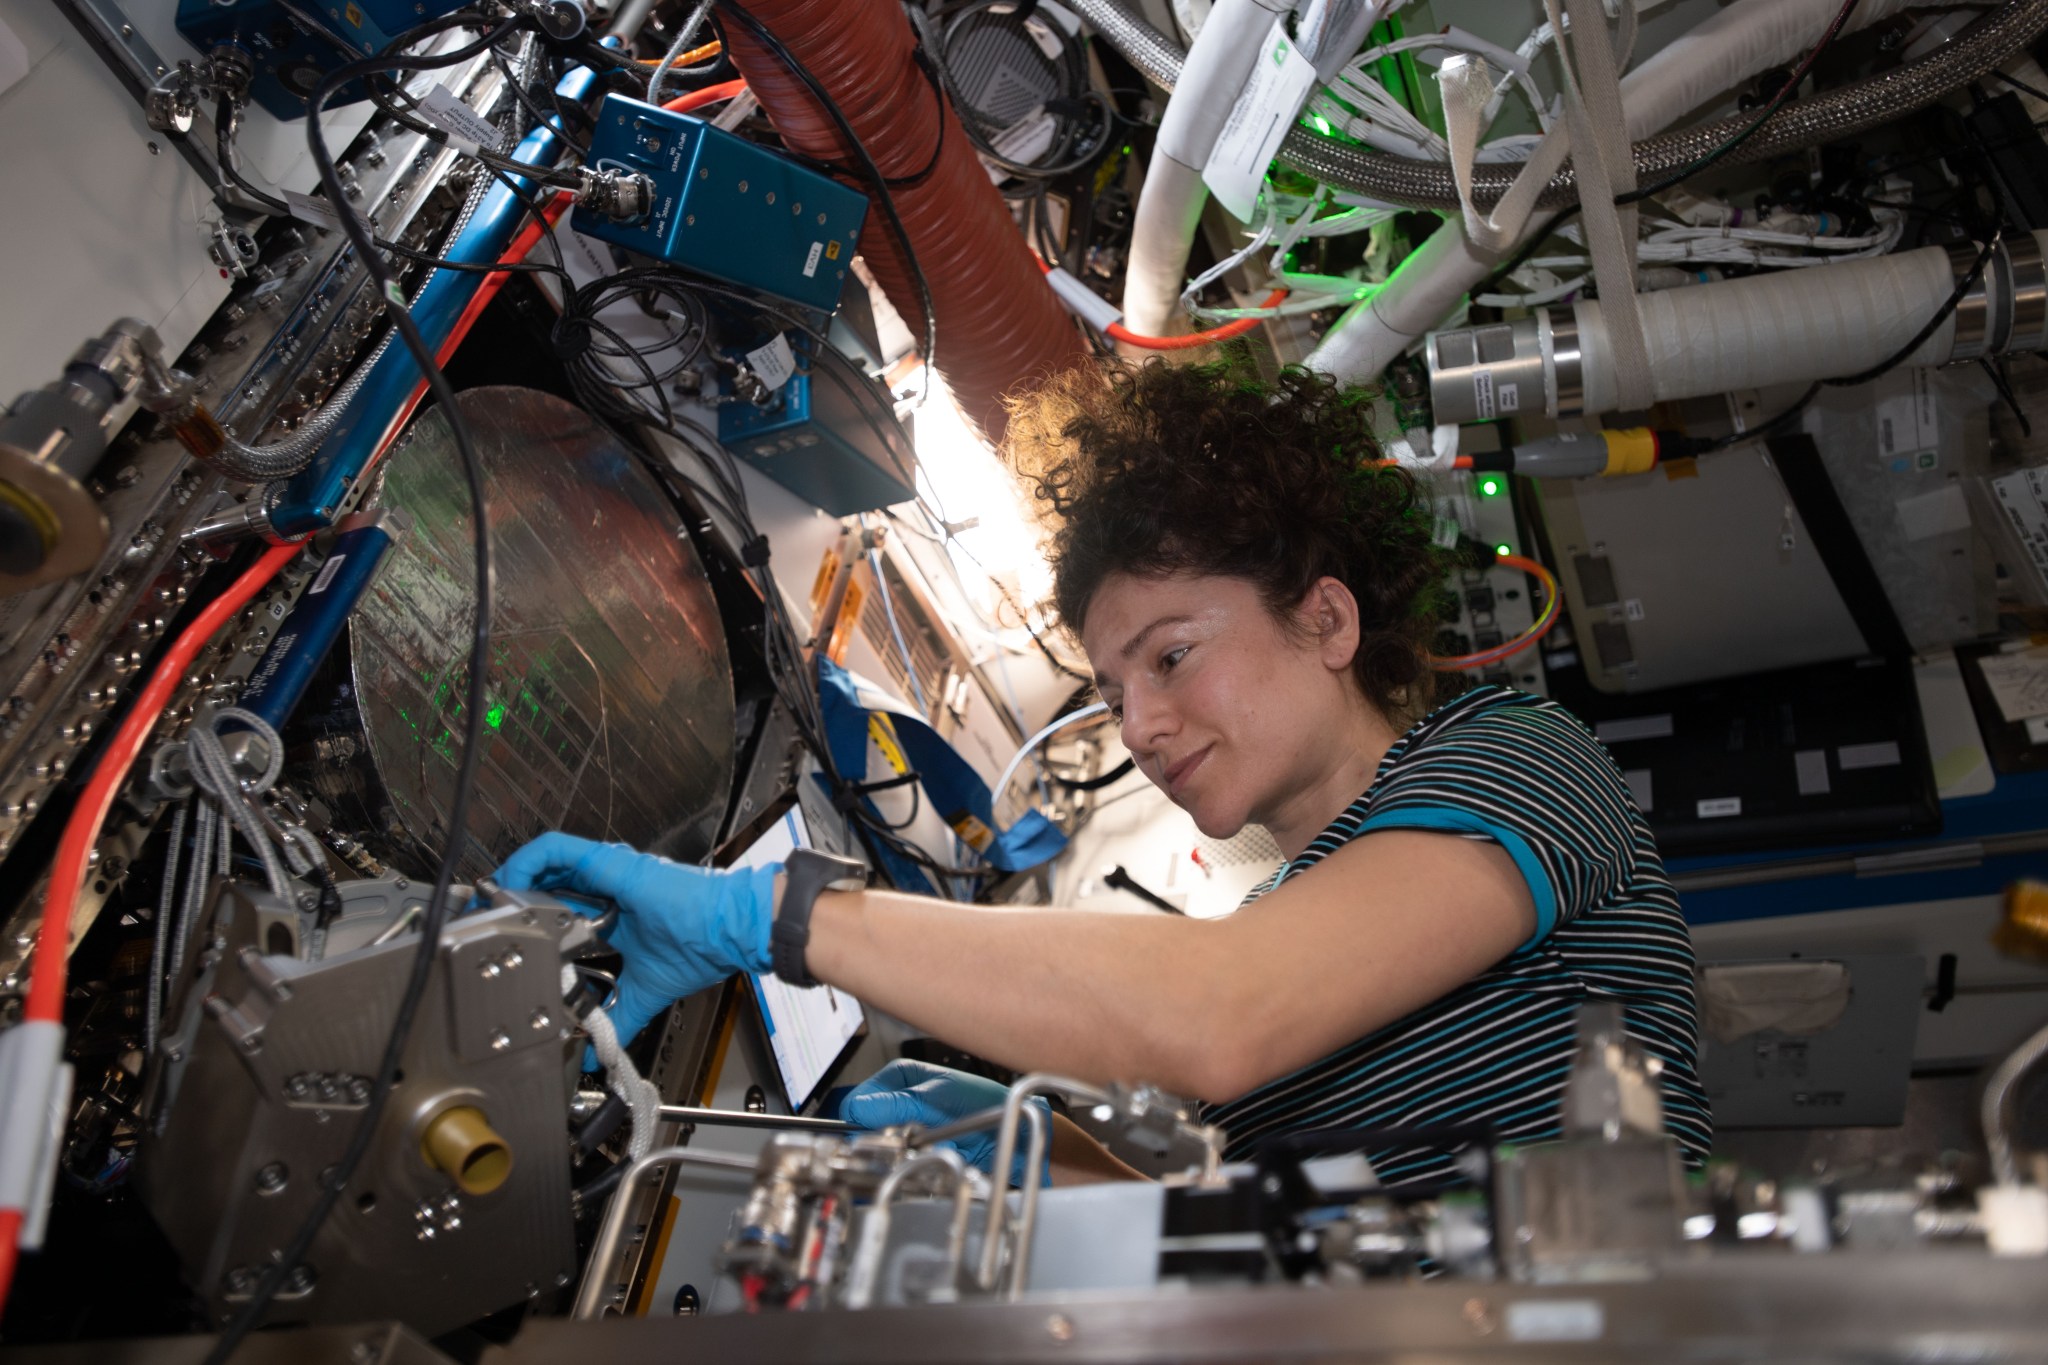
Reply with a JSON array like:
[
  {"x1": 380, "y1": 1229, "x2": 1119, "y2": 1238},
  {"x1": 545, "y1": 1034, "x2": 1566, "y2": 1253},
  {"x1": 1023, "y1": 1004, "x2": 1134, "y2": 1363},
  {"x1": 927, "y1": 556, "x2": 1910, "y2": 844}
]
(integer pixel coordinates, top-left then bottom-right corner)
[
  {"x1": 1495, "y1": 543, "x2": 1514, "y2": 558},
  {"x1": 485, "y1": 704, "x2": 507, "y2": 730},
  {"x1": 1479, "y1": 477, "x2": 1501, "y2": 497}
]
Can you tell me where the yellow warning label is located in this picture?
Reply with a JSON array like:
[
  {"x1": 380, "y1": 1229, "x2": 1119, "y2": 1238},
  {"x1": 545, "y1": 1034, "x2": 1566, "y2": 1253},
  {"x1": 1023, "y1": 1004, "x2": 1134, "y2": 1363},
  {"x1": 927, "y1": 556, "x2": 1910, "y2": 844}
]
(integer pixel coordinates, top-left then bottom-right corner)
[
  {"x1": 949, "y1": 813, "x2": 993, "y2": 851},
  {"x1": 825, "y1": 239, "x2": 843, "y2": 261},
  {"x1": 868, "y1": 713, "x2": 910, "y2": 776},
  {"x1": 343, "y1": 1, "x2": 363, "y2": 26}
]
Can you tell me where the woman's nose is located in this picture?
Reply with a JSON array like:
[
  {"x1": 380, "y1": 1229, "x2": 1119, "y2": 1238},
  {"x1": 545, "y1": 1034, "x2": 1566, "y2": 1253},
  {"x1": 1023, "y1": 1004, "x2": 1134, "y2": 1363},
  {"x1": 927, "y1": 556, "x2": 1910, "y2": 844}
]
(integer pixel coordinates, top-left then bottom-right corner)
[{"x1": 1120, "y1": 682, "x2": 1175, "y2": 755}]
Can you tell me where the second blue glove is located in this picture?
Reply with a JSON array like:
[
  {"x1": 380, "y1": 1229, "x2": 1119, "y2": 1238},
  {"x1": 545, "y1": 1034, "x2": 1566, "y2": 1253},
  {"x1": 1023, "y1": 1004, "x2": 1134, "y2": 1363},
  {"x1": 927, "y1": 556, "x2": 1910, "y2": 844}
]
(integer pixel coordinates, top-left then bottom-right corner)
[
  {"x1": 840, "y1": 1059, "x2": 1051, "y2": 1188},
  {"x1": 493, "y1": 832, "x2": 779, "y2": 1048}
]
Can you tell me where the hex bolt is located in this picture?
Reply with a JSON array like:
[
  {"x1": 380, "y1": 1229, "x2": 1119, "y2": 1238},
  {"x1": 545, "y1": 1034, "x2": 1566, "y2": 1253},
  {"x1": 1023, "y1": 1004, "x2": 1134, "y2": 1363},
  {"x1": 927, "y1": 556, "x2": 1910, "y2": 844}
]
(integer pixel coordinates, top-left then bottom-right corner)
[{"x1": 255, "y1": 1161, "x2": 289, "y2": 1195}]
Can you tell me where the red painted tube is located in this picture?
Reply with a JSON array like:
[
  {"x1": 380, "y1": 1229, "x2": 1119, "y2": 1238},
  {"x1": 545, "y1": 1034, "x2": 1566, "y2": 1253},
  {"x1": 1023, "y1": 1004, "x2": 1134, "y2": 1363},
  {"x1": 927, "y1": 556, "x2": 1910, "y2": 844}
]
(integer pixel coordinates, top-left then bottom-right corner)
[{"x1": 720, "y1": 0, "x2": 1088, "y2": 441}]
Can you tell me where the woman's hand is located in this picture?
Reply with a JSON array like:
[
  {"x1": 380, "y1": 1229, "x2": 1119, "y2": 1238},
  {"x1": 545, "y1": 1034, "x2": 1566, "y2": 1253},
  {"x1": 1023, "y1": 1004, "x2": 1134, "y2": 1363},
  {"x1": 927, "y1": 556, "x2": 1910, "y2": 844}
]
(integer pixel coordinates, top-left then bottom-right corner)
[
  {"x1": 840, "y1": 1059, "x2": 1051, "y2": 1188},
  {"x1": 493, "y1": 833, "x2": 780, "y2": 1046}
]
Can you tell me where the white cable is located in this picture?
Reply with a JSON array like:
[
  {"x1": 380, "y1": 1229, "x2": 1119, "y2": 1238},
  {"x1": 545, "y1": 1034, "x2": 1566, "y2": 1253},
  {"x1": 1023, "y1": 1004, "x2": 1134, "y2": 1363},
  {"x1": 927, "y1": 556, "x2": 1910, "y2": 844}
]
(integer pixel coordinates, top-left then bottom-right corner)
[
  {"x1": 568, "y1": 964, "x2": 661, "y2": 1162},
  {"x1": 994, "y1": 703, "x2": 1110, "y2": 814},
  {"x1": 647, "y1": 0, "x2": 716, "y2": 105},
  {"x1": 185, "y1": 708, "x2": 293, "y2": 903}
]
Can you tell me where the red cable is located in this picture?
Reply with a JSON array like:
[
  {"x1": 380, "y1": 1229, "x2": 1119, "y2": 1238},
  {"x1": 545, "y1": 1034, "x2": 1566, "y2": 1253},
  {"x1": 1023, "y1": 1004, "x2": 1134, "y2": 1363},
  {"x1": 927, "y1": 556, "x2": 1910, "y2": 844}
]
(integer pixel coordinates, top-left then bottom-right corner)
[
  {"x1": 24, "y1": 540, "x2": 301, "y2": 1027},
  {"x1": 0, "y1": 1208, "x2": 17, "y2": 1323},
  {"x1": 5, "y1": 538, "x2": 298, "y2": 1315},
  {"x1": 1031, "y1": 254, "x2": 1287, "y2": 351},
  {"x1": 1106, "y1": 291, "x2": 1289, "y2": 350},
  {"x1": 368, "y1": 189, "x2": 573, "y2": 470},
  {"x1": 3, "y1": 196, "x2": 570, "y2": 1313},
  {"x1": 663, "y1": 79, "x2": 748, "y2": 115}
]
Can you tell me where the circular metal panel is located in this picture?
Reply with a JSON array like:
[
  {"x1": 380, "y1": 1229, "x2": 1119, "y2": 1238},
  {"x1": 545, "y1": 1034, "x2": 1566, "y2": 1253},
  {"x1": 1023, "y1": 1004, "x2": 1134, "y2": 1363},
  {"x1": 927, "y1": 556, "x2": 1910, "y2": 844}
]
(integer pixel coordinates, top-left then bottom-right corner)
[{"x1": 334, "y1": 387, "x2": 734, "y2": 878}]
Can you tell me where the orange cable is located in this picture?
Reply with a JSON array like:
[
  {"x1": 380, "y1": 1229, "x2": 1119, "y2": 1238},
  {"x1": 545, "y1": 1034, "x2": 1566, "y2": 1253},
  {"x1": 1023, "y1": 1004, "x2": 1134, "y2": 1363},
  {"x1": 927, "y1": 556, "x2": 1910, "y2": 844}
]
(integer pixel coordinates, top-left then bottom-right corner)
[
  {"x1": 1431, "y1": 553, "x2": 1562, "y2": 672},
  {"x1": 1106, "y1": 292, "x2": 1288, "y2": 350},
  {"x1": 636, "y1": 40, "x2": 722, "y2": 67},
  {"x1": 1031, "y1": 253, "x2": 1286, "y2": 349},
  {"x1": 663, "y1": 79, "x2": 748, "y2": 115}
]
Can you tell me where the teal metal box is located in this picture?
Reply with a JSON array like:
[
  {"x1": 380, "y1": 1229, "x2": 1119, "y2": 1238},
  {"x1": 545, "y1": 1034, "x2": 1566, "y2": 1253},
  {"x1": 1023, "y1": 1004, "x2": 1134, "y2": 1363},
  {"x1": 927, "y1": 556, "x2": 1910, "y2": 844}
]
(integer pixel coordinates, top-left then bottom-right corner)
[{"x1": 573, "y1": 95, "x2": 868, "y2": 314}]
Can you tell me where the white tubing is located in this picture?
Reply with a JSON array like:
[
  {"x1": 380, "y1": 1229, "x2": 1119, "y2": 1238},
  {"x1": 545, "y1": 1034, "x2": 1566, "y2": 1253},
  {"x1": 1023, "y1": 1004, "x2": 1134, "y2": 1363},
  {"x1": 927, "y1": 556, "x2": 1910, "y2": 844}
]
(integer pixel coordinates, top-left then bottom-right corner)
[
  {"x1": 1570, "y1": 238, "x2": 1982, "y2": 413},
  {"x1": 1123, "y1": 158, "x2": 1213, "y2": 344},
  {"x1": 1122, "y1": 0, "x2": 1289, "y2": 341},
  {"x1": 995, "y1": 702, "x2": 1110, "y2": 814},
  {"x1": 1154, "y1": 0, "x2": 1287, "y2": 166},
  {"x1": 1305, "y1": 216, "x2": 1499, "y2": 381},
  {"x1": 1305, "y1": 0, "x2": 1948, "y2": 386}
]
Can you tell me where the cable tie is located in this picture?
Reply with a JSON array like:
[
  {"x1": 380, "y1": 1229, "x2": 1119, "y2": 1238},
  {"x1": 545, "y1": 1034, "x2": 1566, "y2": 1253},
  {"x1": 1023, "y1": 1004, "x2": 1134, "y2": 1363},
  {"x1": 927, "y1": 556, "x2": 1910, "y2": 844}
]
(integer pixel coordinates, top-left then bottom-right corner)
[{"x1": 740, "y1": 533, "x2": 771, "y2": 567}]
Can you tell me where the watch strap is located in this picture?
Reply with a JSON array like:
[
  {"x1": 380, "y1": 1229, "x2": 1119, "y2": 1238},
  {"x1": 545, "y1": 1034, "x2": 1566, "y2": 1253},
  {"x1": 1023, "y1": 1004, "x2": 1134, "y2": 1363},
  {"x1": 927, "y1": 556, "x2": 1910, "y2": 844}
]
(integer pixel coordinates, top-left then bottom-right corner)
[{"x1": 771, "y1": 848, "x2": 867, "y2": 987}]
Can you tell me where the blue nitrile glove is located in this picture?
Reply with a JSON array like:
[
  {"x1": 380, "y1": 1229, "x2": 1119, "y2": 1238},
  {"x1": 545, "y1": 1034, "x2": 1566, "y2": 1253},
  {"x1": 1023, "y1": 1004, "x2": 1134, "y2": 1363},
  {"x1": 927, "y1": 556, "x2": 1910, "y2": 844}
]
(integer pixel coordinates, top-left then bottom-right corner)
[
  {"x1": 841, "y1": 1059, "x2": 1052, "y2": 1189},
  {"x1": 494, "y1": 833, "x2": 780, "y2": 1049}
]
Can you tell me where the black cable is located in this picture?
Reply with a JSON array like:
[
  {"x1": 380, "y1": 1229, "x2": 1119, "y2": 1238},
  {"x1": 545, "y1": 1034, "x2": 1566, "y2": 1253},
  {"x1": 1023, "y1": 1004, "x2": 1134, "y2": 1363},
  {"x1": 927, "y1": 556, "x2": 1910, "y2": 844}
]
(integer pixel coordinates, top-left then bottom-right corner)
[
  {"x1": 1982, "y1": 355, "x2": 2032, "y2": 437},
  {"x1": 493, "y1": 43, "x2": 592, "y2": 155},
  {"x1": 574, "y1": 1153, "x2": 630, "y2": 1207},
  {"x1": 200, "y1": 23, "x2": 514, "y2": 1361},
  {"x1": 1052, "y1": 756, "x2": 1135, "y2": 791},
  {"x1": 911, "y1": 1, "x2": 1105, "y2": 181},
  {"x1": 215, "y1": 97, "x2": 292, "y2": 215},
  {"x1": 1990, "y1": 68, "x2": 2048, "y2": 105},
  {"x1": 1618, "y1": 0, "x2": 1860, "y2": 207},
  {"x1": 715, "y1": 0, "x2": 937, "y2": 403},
  {"x1": 210, "y1": 22, "x2": 577, "y2": 289}
]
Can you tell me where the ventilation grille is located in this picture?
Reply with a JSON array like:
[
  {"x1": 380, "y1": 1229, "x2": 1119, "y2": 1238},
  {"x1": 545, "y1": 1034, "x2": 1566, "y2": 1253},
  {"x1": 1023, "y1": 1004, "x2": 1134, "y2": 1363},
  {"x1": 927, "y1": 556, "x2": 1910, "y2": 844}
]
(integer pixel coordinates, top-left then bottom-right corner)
[{"x1": 859, "y1": 560, "x2": 950, "y2": 718}]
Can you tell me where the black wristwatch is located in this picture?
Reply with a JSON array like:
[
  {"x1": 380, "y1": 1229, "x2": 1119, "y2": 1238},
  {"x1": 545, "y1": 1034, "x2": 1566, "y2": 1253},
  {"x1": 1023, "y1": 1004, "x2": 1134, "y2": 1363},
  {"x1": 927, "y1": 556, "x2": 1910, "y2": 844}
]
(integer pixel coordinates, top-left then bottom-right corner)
[{"x1": 770, "y1": 848, "x2": 868, "y2": 987}]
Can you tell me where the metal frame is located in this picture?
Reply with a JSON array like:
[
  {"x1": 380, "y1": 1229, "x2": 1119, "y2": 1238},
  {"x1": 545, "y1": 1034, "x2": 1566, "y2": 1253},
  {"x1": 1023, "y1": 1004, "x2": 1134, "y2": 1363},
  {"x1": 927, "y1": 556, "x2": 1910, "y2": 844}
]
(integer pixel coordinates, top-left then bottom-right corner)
[{"x1": 501, "y1": 1253, "x2": 2048, "y2": 1364}]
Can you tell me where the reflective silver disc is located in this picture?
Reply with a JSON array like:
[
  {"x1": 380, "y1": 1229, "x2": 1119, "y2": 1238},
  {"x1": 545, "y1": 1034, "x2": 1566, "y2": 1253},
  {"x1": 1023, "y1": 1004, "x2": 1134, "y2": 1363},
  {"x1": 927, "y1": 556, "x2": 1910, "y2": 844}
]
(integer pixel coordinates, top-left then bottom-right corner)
[{"x1": 325, "y1": 386, "x2": 734, "y2": 877}]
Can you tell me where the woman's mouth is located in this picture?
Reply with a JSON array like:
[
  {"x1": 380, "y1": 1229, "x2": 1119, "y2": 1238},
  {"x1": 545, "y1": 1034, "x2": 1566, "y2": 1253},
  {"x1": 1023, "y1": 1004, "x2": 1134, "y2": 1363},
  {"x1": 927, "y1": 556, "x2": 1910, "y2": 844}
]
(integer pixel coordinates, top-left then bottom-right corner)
[{"x1": 1163, "y1": 746, "x2": 1211, "y2": 797}]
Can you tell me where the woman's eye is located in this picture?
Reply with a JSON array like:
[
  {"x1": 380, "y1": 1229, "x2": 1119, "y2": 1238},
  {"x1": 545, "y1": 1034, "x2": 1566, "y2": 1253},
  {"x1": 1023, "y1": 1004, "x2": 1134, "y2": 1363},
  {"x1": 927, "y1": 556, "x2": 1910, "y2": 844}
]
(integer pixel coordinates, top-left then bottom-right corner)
[{"x1": 1160, "y1": 646, "x2": 1190, "y2": 672}]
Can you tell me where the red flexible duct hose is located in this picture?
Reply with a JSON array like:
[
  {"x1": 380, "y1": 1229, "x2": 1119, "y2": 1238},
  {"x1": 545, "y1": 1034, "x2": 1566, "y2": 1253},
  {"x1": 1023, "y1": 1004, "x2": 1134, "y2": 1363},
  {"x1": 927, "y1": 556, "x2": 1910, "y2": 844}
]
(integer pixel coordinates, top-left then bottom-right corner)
[{"x1": 720, "y1": 0, "x2": 1088, "y2": 442}]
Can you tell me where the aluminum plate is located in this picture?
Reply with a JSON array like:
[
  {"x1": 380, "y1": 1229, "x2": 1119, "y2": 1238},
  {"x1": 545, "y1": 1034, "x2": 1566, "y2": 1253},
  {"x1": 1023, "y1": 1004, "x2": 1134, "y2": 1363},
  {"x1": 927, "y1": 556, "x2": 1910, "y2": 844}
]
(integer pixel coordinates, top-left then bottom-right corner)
[{"x1": 318, "y1": 386, "x2": 734, "y2": 878}]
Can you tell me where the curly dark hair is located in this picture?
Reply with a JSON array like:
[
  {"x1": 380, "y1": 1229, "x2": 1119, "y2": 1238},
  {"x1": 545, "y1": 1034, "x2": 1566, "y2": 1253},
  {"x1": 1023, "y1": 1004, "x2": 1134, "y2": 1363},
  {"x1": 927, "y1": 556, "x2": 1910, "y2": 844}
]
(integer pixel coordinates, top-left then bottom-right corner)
[{"x1": 1005, "y1": 354, "x2": 1452, "y2": 719}]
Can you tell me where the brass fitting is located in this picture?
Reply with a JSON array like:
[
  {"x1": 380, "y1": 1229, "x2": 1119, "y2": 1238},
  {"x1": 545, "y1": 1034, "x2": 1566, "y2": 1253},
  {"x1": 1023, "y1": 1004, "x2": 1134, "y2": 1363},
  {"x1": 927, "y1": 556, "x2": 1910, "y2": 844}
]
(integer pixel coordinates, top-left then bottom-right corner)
[{"x1": 421, "y1": 1105, "x2": 513, "y2": 1196}]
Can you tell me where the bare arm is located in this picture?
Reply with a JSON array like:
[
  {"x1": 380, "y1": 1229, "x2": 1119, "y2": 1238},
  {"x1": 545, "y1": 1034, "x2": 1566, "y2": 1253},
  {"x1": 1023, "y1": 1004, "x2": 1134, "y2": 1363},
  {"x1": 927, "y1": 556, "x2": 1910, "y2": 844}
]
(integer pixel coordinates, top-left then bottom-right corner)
[{"x1": 806, "y1": 829, "x2": 1535, "y2": 1103}]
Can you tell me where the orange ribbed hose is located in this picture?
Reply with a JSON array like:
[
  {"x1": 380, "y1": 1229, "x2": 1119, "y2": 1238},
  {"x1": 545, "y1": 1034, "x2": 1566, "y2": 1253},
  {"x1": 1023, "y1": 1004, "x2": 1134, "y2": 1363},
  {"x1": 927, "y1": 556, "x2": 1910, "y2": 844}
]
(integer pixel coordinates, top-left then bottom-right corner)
[{"x1": 720, "y1": 0, "x2": 1087, "y2": 441}]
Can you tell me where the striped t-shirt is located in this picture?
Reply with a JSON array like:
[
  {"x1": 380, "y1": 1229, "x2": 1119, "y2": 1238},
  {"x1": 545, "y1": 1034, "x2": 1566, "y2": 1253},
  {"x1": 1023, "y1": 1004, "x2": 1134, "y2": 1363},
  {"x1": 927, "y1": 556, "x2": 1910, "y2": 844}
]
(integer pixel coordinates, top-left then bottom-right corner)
[{"x1": 1202, "y1": 685, "x2": 1713, "y2": 1182}]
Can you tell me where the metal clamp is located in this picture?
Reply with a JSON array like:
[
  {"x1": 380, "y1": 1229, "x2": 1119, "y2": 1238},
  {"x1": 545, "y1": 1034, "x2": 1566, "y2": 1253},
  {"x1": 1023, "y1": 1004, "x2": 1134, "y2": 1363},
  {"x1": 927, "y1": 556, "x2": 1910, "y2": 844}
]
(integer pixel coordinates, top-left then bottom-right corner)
[
  {"x1": 1546, "y1": 306, "x2": 1585, "y2": 418},
  {"x1": 2004, "y1": 232, "x2": 2048, "y2": 354},
  {"x1": 1946, "y1": 240, "x2": 1996, "y2": 362}
]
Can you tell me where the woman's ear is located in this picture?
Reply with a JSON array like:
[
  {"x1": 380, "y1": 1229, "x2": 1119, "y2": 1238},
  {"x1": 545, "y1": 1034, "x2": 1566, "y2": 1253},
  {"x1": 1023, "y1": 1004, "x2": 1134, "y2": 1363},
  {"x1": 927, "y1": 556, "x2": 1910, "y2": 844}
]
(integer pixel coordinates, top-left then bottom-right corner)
[{"x1": 1297, "y1": 576, "x2": 1363, "y2": 673}]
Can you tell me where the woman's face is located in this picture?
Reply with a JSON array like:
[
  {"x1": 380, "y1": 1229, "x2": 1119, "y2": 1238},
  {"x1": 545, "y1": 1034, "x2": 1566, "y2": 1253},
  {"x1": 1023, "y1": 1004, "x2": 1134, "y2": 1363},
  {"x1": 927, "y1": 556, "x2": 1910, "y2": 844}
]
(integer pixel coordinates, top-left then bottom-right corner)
[{"x1": 1081, "y1": 571, "x2": 1363, "y2": 841}]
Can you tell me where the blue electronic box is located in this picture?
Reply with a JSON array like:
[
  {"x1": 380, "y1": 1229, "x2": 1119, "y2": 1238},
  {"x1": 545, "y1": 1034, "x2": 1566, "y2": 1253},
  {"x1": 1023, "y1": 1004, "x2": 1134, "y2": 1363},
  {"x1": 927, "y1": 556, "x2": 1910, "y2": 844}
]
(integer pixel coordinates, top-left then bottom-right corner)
[{"x1": 573, "y1": 95, "x2": 868, "y2": 315}]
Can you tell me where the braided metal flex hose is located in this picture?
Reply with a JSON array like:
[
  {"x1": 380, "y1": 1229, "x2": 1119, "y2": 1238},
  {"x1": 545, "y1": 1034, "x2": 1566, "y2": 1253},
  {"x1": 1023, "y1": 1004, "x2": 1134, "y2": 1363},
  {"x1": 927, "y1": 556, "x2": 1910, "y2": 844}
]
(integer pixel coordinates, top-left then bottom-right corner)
[{"x1": 1070, "y1": 0, "x2": 2048, "y2": 212}]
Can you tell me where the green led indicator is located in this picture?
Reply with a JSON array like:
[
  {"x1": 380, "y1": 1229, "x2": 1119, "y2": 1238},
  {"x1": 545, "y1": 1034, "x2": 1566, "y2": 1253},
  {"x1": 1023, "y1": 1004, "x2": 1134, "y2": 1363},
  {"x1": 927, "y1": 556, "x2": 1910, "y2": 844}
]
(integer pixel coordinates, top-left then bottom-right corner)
[
  {"x1": 485, "y1": 704, "x2": 507, "y2": 730},
  {"x1": 1495, "y1": 542, "x2": 1514, "y2": 558},
  {"x1": 1311, "y1": 114, "x2": 1333, "y2": 135},
  {"x1": 1479, "y1": 477, "x2": 1502, "y2": 497}
]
